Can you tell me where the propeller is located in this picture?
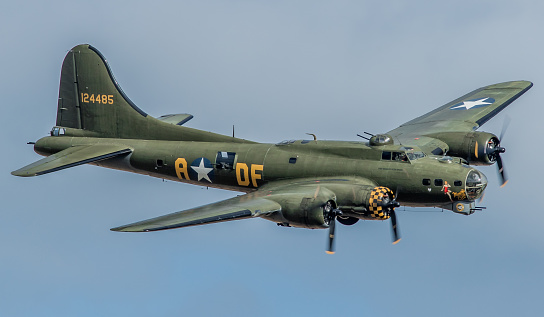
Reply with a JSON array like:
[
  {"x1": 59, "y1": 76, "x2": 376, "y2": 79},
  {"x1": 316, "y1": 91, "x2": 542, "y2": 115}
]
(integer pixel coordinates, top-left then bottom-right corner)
[
  {"x1": 495, "y1": 152, "x2": 507, "y2": 187},
  {"x1": 380, "y1": 192, "x2": 401, "y2": 244},
  {"x1": 488, "y1": 116, "x2": 510, "y2": 187},
  {"x1": 324, "y1": 201, "x2": 343, "y2": 254}
]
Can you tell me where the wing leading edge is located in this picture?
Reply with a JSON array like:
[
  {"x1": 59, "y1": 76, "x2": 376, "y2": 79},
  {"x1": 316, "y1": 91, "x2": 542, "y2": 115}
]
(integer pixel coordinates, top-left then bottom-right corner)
[
  {"x1": 111, "y1": 177, "x2": 380, "y2": 233},
  {"x1": 111, "y1": 193, "x2": 282, "y2": 232}
]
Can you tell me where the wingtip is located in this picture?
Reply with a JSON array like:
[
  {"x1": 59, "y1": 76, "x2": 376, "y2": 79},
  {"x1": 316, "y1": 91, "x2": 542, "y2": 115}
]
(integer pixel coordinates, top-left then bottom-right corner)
[
  {"x1": 110, "y1": 225, "x2": 151, "y2": 232},
  {"x1": 392, "y1": 238, "x2": 401, "y2": 245},
  {"x1": 487, "y1": 80, "x2": 533, "y2": 90},
  {"x1": 110, "y1": 225, "x2": 137, "y2": 232},
  {"x1": 11, "y1": 169, "x2": 34, "y2": 177},
  {"x1": 325, "y1": 251, "x2": 335, "y2": 255}
]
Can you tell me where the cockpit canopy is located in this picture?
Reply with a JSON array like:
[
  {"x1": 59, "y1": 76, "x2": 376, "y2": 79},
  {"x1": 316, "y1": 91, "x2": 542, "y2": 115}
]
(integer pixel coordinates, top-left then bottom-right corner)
[{"x1": 381, "y1": 147, "x2": 426, "y2": 162}]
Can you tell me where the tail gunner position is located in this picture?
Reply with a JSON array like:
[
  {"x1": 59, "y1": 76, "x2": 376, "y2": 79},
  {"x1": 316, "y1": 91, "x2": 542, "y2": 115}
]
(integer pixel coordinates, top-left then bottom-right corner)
[{"x1": 12, "y1": 45, "x2": 532, "y2": 253}]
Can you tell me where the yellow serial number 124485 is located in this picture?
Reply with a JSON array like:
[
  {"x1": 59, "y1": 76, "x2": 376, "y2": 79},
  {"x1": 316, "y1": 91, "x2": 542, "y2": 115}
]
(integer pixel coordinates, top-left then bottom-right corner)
[{"x1": 81, "y1": 93, "x2": 114, "y2": 104}]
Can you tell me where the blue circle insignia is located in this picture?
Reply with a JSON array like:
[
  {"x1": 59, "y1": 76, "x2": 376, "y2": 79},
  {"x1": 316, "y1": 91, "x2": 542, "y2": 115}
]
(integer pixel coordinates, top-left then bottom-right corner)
[
  {"x1": 188, "y1": 157, "x2": 215, "y2": 183},
  {"x1": 450, "y1": 97, "x2": 495, "y2": 110}
]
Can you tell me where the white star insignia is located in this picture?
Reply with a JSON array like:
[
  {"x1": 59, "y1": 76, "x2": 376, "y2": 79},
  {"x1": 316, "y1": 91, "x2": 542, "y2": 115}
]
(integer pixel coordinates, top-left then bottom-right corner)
[
  {"x1": 191, "y1": 158, "x2": 213, "y2": 183},
  {"x1": 451, "y1": 98, "x2": 493, "y2": 110}
]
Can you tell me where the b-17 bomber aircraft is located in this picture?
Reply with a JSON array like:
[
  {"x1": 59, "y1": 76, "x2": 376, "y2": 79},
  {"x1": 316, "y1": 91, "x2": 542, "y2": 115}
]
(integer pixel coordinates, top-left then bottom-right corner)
[{"x1": 12, "y1": 45, "x2": 533, "y2": 253}]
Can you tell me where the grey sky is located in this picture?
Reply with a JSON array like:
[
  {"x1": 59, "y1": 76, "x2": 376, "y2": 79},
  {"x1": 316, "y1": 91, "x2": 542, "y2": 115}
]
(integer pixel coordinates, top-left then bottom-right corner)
[{"x1": 2, "y1": 1, "x2": 543, "y2": 316}]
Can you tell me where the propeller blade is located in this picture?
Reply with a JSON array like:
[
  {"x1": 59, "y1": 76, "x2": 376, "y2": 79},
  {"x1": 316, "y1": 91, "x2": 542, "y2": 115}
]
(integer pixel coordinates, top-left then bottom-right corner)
[
  {"x1": 493, "y1": 115, "x2": 509, "y2": 188},
  {"x1": 499, "y1": 115, "x2": 511, "y2": 141},
  {"x1": 390, "y1": 210, "x2": 401, "y2": 245},
  {"x1": 496, "y1": 154, "x2": 508, "y2": 187},
  {"x1": 326, "y1": 218, "x2": 336, "y2": 254}
]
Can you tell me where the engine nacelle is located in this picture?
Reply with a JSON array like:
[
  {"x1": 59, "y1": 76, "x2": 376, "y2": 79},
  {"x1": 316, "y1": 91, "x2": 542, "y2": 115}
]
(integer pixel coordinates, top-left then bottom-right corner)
[
  {"x1": 330, "y1": 184, "x2": 396, "y2": 220},
  {"x1": 426, "y1": 131, "x2": 499, "y2": 165},
  {"x1": 266, "y1": 185, "x2": 397, "y2": 227},
  {"x1": 356, "y1": 186, "x2": 395, "y2": 220},
  {"x1": 274, "y1": 186, "x2": 336, "y2": 229}
]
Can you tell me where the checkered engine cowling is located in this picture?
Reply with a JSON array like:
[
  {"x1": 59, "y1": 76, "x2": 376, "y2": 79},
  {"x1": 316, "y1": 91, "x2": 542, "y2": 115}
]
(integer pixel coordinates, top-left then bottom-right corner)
[{"x1": 367, "y1": 186, "x2": 395, "y2": 220}]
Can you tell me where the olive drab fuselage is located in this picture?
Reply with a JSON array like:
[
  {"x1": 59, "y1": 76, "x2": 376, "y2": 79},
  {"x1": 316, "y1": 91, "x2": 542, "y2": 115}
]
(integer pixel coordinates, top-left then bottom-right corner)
[{"x1": 33, "y1": 133, "x2": 483, "y2": 209}]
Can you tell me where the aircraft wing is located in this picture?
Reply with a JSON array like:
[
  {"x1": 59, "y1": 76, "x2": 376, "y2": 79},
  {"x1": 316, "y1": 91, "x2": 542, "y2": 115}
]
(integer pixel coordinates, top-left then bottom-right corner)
[
  {"x1": 111, "y1": 177, "x2": 377, "y2": 233},
  {"x1": 387, "y1": 81, "x2": 533, "y2": 144},
  {"x1": 12, "y1": 145, "x2": 132, "y2": 177},
  {"x1": 111, "y1": 192, "x2": 282, "y2": 232}
]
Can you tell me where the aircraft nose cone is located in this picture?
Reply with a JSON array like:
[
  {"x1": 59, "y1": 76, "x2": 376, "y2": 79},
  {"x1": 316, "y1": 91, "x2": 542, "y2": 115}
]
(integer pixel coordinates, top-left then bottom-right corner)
[
  {"x1": 466, "y1": 169, "x2": 487, "y2": 200},
  {"x1": 480, "y1": 171, "x2": 488, "y2": 187}
]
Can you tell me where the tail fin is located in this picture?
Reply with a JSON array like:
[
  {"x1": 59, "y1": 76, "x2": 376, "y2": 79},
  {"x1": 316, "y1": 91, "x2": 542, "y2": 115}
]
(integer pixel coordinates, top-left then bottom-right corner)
[
  {"x1": 56, "y1": 44, "x2": 251, "y2": 143},
  {"x1": 57, "y1": 44, "x2": 148, "y2": 136}
]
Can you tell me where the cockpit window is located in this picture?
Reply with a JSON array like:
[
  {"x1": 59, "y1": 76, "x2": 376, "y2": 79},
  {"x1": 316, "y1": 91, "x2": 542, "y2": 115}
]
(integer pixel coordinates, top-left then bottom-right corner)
[
  {"x1": 392, "y1": 152, "x2": 408, "y2": 162},
  {"x1": 382, "y1": 151, "x2": 410, "y2": 162},
  {"x1": 382, "y1": 150, "x2": 424, "y2": 162},
  {"x1": 406, "y1": 151, "x2": 426, "y2": 161}
]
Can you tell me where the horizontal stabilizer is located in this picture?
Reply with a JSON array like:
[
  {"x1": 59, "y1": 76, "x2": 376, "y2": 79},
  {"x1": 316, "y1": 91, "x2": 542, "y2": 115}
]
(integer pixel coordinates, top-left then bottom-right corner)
[
  {"x1": 111, "y1": 195, "x2": 281, "y2": 232},
  {"x1": 12, "y1": 145, "x2": 132, "y2": 177},
  {"x1": 156, "y1": 114, "x2": 194, "y2": 126}
]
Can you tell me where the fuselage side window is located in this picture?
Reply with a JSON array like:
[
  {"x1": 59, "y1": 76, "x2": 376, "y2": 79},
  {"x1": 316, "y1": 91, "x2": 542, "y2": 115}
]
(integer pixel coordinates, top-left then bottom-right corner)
[
  {"x1": 51, "y1": 127, "x2": 66, "y2": 136},
  {"x1": 215, "y1": 151, "x2": 236, "y2": 170},
  {"x1": 382, "y1": 151, "x2": 392, "y2": 160}
]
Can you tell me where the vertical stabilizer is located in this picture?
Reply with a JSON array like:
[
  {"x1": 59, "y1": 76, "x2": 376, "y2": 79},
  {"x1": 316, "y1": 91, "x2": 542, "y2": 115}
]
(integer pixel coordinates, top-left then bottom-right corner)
[
  {"x1": 54, "y1": 44, "x2": 253, "y2": 143},
  {"x1": 56, "y1": 44, "x2": 148, "y2": 137}
]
